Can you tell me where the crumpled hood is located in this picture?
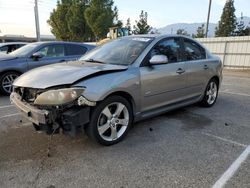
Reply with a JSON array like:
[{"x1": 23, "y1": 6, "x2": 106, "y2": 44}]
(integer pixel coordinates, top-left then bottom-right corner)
[{"x1": 13, "y1": 61, "x2": 128, "y2": 89}]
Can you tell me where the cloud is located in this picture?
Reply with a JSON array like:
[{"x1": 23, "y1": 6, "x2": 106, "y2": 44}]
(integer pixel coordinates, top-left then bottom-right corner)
[{"x1": 213, "y1": 0, "x2": 227, "y2": 6}]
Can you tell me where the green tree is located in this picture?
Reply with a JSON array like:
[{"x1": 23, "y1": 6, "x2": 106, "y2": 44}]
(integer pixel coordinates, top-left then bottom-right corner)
[
  {"x1": 48, "y1": 0, "x2": 94, "y2": 41},
  {"x1": 84, "y1": 0, "x2": 117, "y2": 39},
  {"x1": 215, "y1": 0, "x2": 237, "y2": 37},
  {"x1": 244, "y1": 27, "x2": 250, "y2": 36},
  {"x1": 133, "y1": 10, "x2": 152, "y2": 34},
  {"x1": 115, "y1": 20, "x2": 123, "y2": 27},
  {"x1": 237, "y1": 25, "x2": 250, "y2": 36},
  {"x1": 193, "y1": 24, "x2": 205, "y2": 38},
  {"x1": 235, "y1": 21, "x2": 246, "y2": 36},
  {"x1": 176, "y1": 29, "x2": 189, "y2": 36},
  {"x1": 125, "y1": 18, "x2": 132, "y2": 34},
  {"x1": 112, "y1": 6, "x2": 123, "y2": 27},
  {"x1": 235, "y1": 13, "x2": 250, "y2": 36}
]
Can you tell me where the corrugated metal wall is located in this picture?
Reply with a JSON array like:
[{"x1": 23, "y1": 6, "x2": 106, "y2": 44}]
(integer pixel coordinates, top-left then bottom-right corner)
[{"x1": 197, "y1": 36, "x2": 250, "y2": 69}]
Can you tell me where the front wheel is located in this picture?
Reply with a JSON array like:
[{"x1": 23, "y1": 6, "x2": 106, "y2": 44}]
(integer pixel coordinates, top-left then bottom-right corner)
[
  {"x1": 0, "y1": 72, "x2": 20, "y2": 95},
  {"x1": 85, "y1": 96, "x2": 133, "y2": 146},
  {"x1": 200, "y1": 78, "x2": 219, "y2": 107}
]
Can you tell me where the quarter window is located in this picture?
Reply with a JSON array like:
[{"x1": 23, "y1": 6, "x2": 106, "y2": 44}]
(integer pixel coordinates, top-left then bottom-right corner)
[
  {"x1": 150, "y1": 38, "x2": 183, "y2": 63},
  {"x1": 65, "y1": 44, "x2": 87, "y2": 56},
  {"x1": 37, "y1": 45, "x2": 65, "y2": 57},
  {"x1": 183, "y1": 39, "x2": 206, "y2": 60}
]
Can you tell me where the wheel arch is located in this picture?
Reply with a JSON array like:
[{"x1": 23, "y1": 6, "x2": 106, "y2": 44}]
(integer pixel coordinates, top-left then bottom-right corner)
[
  {"x1": 0, "y1": 70, "x2": 23, "y2": 77},
  {"x1": 102, "y1": 91, "x2": 136, "y2": 116},
  {"x1": 210, "y1": 75, "x2": 220, "y2": 86}
]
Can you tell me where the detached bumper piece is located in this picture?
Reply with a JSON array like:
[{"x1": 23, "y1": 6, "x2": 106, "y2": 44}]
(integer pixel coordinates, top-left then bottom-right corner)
[
  {"x1": 11, "y1": 92, "x2": 90, "y2": 136},
  {"x1": 10, "y1": 93, "x2": 51, "y2": 125}
]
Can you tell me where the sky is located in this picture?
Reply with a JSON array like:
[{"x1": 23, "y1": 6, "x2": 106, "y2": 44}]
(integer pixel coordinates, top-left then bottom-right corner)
[{"x1": 0, "y1": 0, "x2": 249, "y2": 37}]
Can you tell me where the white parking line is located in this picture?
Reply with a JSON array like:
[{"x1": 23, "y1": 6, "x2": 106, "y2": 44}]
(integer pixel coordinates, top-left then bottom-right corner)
[
  {"x1": 203, "y1": 132, "x2": 247, "y2": 148},
  {"x1": 220, "y1": 91, "x2": 250, "y2": 97},
  {"x1": 212, "y1": 145, "x2": 250, "y2": 188},
  {"x1": 0, "y1": 113, "x2": 20, "y2": 120},
  {"x1": 0, "y1": 104, "x2": 14, "y2": 109}
]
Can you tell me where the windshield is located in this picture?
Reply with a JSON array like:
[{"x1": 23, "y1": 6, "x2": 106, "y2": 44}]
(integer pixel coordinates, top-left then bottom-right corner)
[
  {"x1": 81, "y1": 37, "x2": 154, "y2": 65},
  {"x1": 9, "y1": 43, "x2": 39, "y2": 57}
]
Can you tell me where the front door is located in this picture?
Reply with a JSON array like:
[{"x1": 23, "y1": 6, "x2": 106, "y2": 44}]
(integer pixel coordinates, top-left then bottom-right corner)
[
  {"x1": 140, "y1": 38, "x2": 188, "y2": 112},
  {"x1": 28, "y1": 44, "x2": 66, "y2": 70}
]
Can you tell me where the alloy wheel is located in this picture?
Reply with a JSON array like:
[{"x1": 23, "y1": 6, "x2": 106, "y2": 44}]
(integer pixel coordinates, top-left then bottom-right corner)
[
  {"x1": 97, "y1": 102, "x2": 129, "y2": 142},
  {"x1": 2, "y1": 73, "x2": 18, "y2": 94},
  {"x1": 206, "y1": 81, "x2": 218, "y2": 105}
]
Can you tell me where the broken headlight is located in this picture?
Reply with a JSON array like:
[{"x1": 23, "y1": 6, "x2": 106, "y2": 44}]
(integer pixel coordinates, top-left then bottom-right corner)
[{"x1": 34, "y1": 88, "x2": 84, "y2": 105}]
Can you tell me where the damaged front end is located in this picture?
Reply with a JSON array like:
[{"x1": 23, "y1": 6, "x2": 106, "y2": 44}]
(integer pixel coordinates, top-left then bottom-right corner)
[{"x1": 10, "y1": 87, "x2": 96, "y2": 136}]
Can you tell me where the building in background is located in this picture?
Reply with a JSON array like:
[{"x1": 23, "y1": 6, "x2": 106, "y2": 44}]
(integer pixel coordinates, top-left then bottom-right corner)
[{"x1": 0, "y1": 34, "x2": 55, "y2": 43}]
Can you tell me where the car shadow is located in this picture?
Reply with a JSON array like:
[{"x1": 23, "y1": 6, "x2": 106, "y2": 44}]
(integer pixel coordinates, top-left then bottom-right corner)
[{"x1": 0, "y1": 104, "x2": 213, "y2": 164}]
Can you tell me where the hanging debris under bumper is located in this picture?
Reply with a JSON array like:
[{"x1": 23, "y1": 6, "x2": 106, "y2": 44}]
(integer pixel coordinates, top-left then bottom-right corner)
[{"x1": 10, "y1": 92, "x2": 91, "y2": 136}]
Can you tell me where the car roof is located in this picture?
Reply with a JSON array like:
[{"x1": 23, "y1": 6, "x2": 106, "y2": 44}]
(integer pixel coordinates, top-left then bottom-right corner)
[
  {"x1": 123, "y1": 34, "x2": 205, "y2": 48},
  {"x1": 124, "y1": 34, "x2": 196, "y2": 40},
  {"x1": 0, "y1": 42, "x2": 28, "y2": 47},
  {"x1": 32, "y1": 41, "x2": 95, "y2": 48}
]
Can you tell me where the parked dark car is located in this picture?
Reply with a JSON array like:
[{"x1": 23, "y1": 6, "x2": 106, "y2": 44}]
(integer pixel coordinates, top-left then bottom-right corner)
[
  {"x1": 0, "y1": 42, "x2": 27, "y2": 54},
  {"x1": 11, "y1": 35, "x2": 222, "y2": 145},
  {"x1": 0, "y1": 41, "x2": 95, "y2": 94}
]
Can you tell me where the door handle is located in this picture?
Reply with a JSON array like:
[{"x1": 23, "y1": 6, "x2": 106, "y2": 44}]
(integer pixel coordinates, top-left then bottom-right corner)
[
  {"x1": 204, "y1": 65, "x2": 209, "y2": 70},
  {"x1": 176, "y1": 68, "x2": 185, "y2": 74}
]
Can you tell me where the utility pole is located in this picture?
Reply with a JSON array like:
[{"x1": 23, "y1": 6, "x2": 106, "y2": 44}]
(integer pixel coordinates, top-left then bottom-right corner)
[
  {"x1": 34, "y1": 0, "x2": 41, "y2": 41},
  {"x1": 205, "y1": 0, "x2": 212, "y2": 38}
]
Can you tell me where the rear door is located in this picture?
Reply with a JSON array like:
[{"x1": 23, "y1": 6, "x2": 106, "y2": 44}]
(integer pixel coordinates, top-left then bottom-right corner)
[
  {"x1": 182, "y1": 38, "x2": 210, "y2": 97},
  {"x1": 140, "y1": 37, "x2": 188, "y2": 112},
  {"x1": 27, "y1": 44, "x2": 66, "y2": 70}
]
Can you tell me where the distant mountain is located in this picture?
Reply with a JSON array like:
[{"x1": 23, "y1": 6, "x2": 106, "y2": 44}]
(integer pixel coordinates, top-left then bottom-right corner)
[{"x1": 157, "y1": 16, "x2": 250, "y2": 37}]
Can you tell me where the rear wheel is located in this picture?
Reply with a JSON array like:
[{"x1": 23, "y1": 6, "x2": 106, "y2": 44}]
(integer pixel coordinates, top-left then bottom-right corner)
[
  {"x1": 200, "y1": 78, "x2": 219, "y2": 107},
  {"x1": 85, "y1": 96, "x2": 133, "y2": 146},
  {"x1": 0, "y1": 72, "x2": 20, "y2": 95}
]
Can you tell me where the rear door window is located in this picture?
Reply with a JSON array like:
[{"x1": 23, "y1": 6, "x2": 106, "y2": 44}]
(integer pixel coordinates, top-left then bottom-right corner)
[
  {"x1": 65, "y1": 44, "x2": 87, "y2": 56},
  {"x1": 183, "y1": 39, "x2": 206, "y2": 61},
  {"x1": 9, "y1": 45, "x2": 18, "y2": 53}
]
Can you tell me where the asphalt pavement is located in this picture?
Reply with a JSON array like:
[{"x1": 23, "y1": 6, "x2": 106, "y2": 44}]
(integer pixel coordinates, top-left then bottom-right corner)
[{"x1": 0, "y1": 69, "x2": 249, "y2": 188}]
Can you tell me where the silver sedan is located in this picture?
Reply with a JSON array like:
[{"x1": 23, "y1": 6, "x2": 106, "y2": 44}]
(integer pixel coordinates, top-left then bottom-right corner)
[{"x1": 11, "y1": 35, "x2": 222, "y2": 146}]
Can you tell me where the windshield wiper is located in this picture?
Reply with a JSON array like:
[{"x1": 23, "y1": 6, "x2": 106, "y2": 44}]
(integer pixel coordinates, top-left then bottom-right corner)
[{"x1": 84, "y1": 58, "x2": 106, "y2": 64}]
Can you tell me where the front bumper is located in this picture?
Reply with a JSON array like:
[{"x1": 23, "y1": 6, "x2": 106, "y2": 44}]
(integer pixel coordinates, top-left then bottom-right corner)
[
  {"x1": 10, "y1": 92, "x2": 51, "y2": 125},
  {"x1": 10, "y1": 92, "x2": 90, "y2": 136}
]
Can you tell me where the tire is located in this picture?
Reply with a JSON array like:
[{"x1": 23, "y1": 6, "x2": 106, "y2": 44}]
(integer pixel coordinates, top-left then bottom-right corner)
[
  {"x1": 0, "y1": 71, "x2": 20, "y2": 95},
  {"x1": 200, "y1": 78, "x2": 219, "y2": 107},
  {"x1": 85, "y1": 95, "x2": 133, "y2": 146}
]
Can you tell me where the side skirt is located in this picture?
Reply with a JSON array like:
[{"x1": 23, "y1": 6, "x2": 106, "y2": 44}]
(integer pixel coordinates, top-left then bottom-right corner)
[{"x1": 134, "y1": 95, "x2": 201, "y2": 122}]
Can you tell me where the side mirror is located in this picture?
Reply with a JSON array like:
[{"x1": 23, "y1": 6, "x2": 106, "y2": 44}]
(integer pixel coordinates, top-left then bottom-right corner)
[
  {"x1": 149, "y1": 55, "x2": 168, "y2": 65},
  {"x1": 31, "y1": 52, "x2": 44, "y2": 61}
]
